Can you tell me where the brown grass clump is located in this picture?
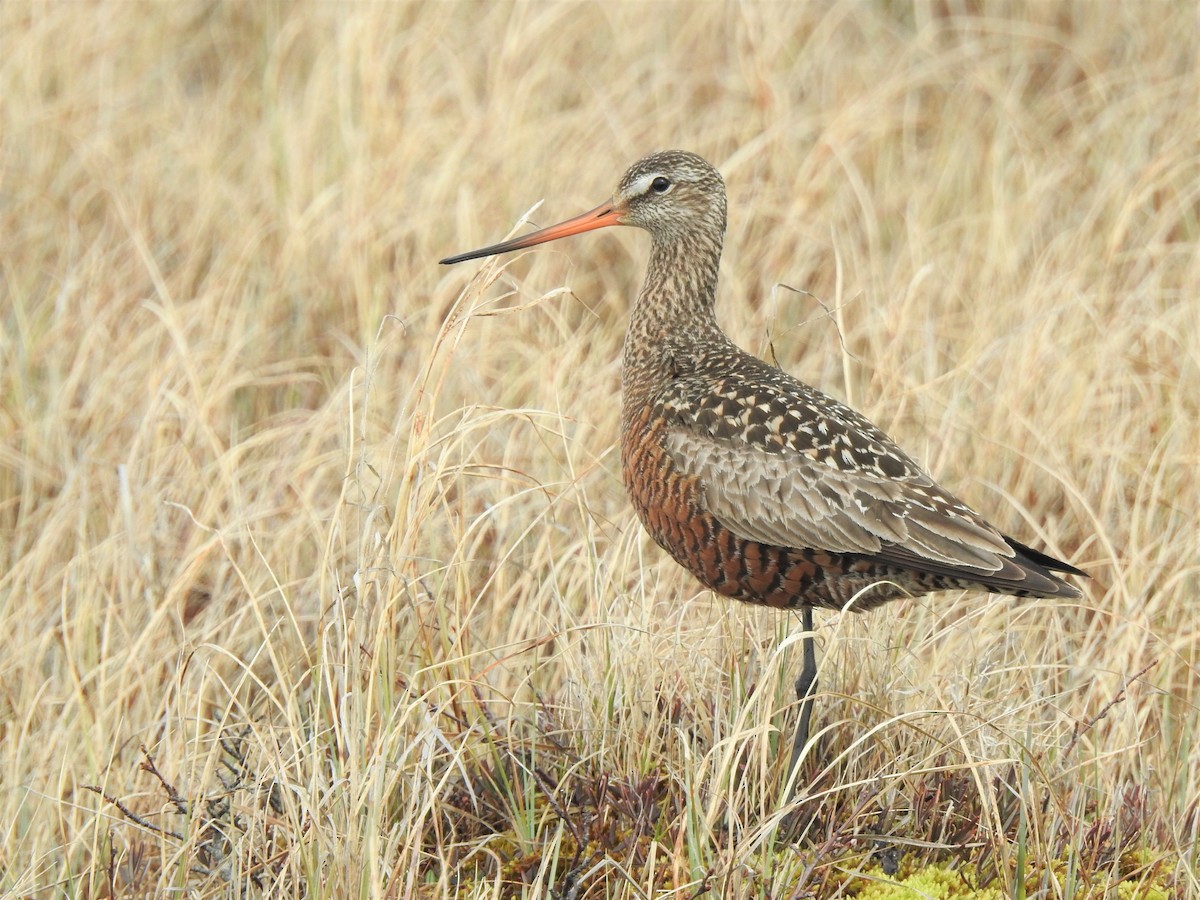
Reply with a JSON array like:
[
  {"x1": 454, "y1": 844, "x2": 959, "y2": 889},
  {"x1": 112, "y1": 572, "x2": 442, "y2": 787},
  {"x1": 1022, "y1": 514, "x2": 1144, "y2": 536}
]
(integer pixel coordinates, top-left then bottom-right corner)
[{"x1": 1, "y1": 2, "x2": 1196, "y2": 897}]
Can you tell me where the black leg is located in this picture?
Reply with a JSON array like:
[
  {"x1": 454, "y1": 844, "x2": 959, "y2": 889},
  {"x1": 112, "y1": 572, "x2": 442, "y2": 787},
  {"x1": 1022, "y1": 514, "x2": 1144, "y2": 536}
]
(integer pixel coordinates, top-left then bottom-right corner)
[{"x1": 788, "y1": 606, "x2": 818, "y2": 776}]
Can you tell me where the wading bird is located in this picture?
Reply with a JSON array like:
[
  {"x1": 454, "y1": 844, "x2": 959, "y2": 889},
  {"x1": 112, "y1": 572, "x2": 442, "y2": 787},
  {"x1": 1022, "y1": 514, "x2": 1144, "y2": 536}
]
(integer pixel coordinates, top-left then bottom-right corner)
[{"x1": 441, "y1": 150, "x2": 1085, "y2": 774}]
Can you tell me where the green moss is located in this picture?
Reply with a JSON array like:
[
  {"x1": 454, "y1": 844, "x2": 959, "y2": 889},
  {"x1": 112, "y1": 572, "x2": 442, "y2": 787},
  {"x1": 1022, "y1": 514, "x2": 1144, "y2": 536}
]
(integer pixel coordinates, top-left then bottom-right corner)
[
  {"x1": 845, "y1": 851, "x2": 1172, "y2": 900},
  {"x1": 849, "y1": 863, "x2": 1000, "y2": 899},
  {"x1": 1116, "y1": 885, "x2": 1168, "y2": 900}
]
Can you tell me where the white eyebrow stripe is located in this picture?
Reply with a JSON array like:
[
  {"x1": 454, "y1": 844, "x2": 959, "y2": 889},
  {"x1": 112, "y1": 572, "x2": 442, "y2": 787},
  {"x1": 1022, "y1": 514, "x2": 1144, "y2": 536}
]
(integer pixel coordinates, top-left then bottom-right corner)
[{"x1": 628, "y1": 173, "x2": 658, "y2": 195}]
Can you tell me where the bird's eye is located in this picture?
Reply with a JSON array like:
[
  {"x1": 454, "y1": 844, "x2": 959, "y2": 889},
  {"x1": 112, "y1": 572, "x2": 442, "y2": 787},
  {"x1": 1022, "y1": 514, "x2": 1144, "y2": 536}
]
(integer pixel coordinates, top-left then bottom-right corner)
[{"x1": 650, "y1": 176, "x2": 672, "y2": 194}]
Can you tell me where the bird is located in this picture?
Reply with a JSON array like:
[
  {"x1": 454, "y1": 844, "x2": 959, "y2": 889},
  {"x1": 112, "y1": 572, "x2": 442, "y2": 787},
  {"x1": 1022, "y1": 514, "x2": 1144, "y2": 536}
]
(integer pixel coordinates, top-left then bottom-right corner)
[{"x1": 440, "y1": 150, "x2": 1086, "y2": 775}]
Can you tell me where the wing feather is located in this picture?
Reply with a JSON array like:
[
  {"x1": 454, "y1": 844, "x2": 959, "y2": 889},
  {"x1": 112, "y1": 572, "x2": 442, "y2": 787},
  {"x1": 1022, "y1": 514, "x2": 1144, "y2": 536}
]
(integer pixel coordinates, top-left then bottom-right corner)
[{"x1": 666, "y1": 425, "x2": 1016, "y2": 577}]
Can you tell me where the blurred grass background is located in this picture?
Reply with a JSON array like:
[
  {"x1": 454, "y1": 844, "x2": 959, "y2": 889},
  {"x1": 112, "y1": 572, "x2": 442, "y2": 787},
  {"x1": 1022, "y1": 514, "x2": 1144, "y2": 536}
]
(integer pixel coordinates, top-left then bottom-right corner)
[{"x1": 1, "y1": 1, "x2": 1197, "y2": 896}]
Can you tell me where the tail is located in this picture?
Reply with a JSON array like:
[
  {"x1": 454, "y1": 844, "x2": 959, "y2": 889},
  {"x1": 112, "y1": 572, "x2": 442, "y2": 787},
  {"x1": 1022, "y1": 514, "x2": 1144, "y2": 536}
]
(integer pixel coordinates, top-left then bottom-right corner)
[
  {"x1": 875, "y1": 533, "x2": 1088, "y2": 600},
  {"x1": 1000, "y1": 535, "x2": 1088, "y2": 599}
]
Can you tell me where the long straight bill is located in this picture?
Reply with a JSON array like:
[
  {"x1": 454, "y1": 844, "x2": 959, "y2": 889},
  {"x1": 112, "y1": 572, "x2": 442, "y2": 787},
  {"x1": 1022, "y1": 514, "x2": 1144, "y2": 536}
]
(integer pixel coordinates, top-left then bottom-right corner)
[{"x1": 440, "y1": 202, "x2": 623, "y2": 265}]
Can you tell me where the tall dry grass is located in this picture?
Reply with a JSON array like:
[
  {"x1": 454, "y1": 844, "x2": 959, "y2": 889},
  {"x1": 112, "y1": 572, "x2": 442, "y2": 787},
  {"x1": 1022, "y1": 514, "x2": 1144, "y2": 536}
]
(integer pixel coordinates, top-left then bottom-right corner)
[{"x1": 1, "y1": 1, "x2": 1197, "y2": 896}]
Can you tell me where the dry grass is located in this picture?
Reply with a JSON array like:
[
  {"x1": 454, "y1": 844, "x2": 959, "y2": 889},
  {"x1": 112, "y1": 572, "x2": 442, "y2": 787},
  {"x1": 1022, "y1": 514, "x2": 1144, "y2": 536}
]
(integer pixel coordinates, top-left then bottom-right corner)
[{"x1": 1, "y1": 1, "x2": 1197, "y2": 897}]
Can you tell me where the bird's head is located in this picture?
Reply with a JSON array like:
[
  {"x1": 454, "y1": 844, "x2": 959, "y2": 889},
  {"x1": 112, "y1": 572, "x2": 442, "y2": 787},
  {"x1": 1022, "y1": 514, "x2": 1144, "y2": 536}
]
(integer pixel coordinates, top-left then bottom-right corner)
[{"x1": 440, "y1": 150, "x2": 726, "y2": 265}]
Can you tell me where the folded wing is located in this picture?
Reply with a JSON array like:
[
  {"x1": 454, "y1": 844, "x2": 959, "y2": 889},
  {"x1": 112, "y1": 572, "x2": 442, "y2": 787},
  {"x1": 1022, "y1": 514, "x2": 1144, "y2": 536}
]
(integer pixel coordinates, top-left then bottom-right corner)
[{"x1": 662, "y1": 371, "x2": 1082, "y2": 598}]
